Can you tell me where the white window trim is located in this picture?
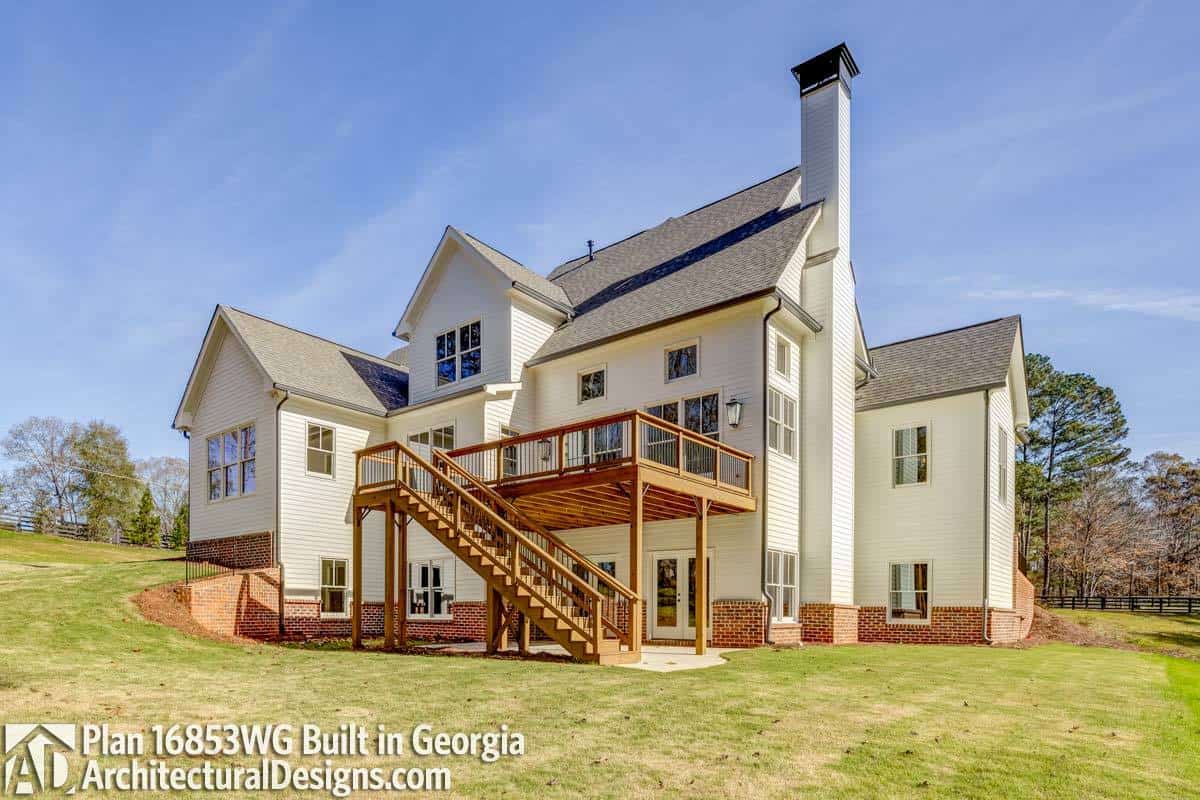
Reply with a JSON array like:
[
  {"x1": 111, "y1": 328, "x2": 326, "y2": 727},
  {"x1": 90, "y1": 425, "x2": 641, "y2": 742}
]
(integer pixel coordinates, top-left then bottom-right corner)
[
  {"x1": 886, "y1": 560, "x2": 932, "y2": 626},
  {"x1": 577, "y1": 364, "x2": 607, "y2": 404},
  {"x1": 645, "y1": 389, "x2": 723, "y2": 441},
  {"x1": 774, "y1": 332, "x2": 793, "y2": 380},
  {"x1": 766, "y1": 387, "x2": 797, "y2": 459},
  {"x1": 664, "y1": 338, "x2": 700, "y2": 384},
  {"x1": 305, "y1": 420, "x2": 336, "y2": 480},
  {"x1": 766, "y1": 549, "x2": 798, "y2": 622},
  {"x1": 318, "y1": 555, "x2": 350, "y2": 619},
  {"x1": 434, "y1": 319, "x2": 482, "y2": 389},
  {"x1": 891, "y1": 422, "x2": 931, "y2": 488},
  {"x1": 997, "y1": 426, "x2": 1009, "y2": 502},
  {"x1": 205, "y1": 421, "x2": 257, "y2": 503},
  {"x1": 408, "y1": 557, "x2": 454, "y2": 620},
  {"x1": 408, "y1": 422, "x2": 457, "y2": 452}
]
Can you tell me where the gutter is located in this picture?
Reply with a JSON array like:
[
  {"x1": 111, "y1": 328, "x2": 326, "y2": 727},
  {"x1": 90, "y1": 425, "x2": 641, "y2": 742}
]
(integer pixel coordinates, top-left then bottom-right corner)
[
  {"x1": 511, "y1": 281, "x2": 574, "y2": 318},
  {"x1": 274, "y1": 388, "x2": 289, "y2": 637},
  {"x1": 760, "y1": 296, "x2": 785, "y2": 643},
  {"x1": 273, "y1": 384, "x2": 386, "y2": 418},
  {"x1": 982, "y1": 389, "x2": 991, "y2": 644}
]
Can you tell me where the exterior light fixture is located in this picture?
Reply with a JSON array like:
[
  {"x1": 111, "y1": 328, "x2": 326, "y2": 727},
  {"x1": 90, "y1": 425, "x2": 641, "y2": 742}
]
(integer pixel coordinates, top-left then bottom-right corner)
[
  {"x1": 725, "y1": 397, "x2": 744, "y2": 429},
  {"x1": 538, "y1": 438, "x2": 553, "y2": 463}
]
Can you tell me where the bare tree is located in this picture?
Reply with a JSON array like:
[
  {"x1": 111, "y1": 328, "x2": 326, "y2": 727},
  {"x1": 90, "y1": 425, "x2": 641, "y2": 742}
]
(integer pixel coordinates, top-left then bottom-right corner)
[
  {"x1": 136, "y1": 456, "x2": 188, "y2": 540},
  {"x1": 1, "y1": 417, "x2": 83, "y2": 525}
]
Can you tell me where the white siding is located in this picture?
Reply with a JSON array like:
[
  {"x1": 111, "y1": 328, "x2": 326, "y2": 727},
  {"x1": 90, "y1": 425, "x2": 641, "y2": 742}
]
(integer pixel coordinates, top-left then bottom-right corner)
[
  {"x1": 987, "y1": 382, "x2": 1016, "y2": 609},
  {"x1": 278, "y1": 397, "x2": 387, "y2": 601},
  {"x1": 189, "y1": 327, "x2": 276, "y2": 542},
  {"x1": 405, "y1": 242, "x2": 512, "y2": 405},
  {"x1": 509, "y1": 296, "x2": 557, "y2": 383},
  {"x1": 854, "y1": 392, "x2": 986, "y2": 608},
  {"x1": 765, "y1": 322, "x2": 801, "y2": 554}
]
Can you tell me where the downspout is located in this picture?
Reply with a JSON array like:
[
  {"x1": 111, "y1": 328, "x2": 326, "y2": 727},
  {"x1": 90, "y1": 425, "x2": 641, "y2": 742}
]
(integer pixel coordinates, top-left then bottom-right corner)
[
  {"x1": 982, "y1": 389, "x2": 992, "y2": 643},
  {"x1": 274, "y1": 388, "x2": 289, "y2": 637},
  {"x1": 760, "y1": 297, "x2": 784, "y2": 643}
]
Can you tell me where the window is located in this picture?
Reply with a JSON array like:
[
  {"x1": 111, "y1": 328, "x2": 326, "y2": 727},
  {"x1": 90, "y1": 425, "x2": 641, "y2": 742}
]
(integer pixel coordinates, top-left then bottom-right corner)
[
  {"x1": 775, "y1": 335, "x2": 792, "y2": 379},
  {"x1": 766, "y1": 550, "x2": 797, "y2": 621},
  {"x1": 407, "y1": 425, "x2": 455, "y2": 453},
  {"x1": 665, "y1": 341, "x2": 699, "y2": 382},
  {"x1": 767, "y1": 388, "x2": 797, "y2": 458},
  {"x1": 573, "y1": 556, "x2": 617, "y2": 598},
  {"x1": 645, "y1": 401, "x2": 679, "y2": 426},
  {"x1": 435, "y1": 320, "x2": 481, "y2": 386},
  {"x1": 683, "y1": 392, "x2": 720, "y2": 441},
  {"x1": 500, "y1": 426, "x2": 521, "y2": 477},
  {"x1": 889, "y1": 562, "x2": 930, "y2": 622},
  {"x1": 578, "y1": 367, "x2": 606, "y2": 403},
  {"x1": 306, "y1": 423, "x2": 334, "y2": 476},
  {"x1": 893, "y1": 426, "x2": 929, "y2": 486},
  {"x1": 206, "y1": 424, "x2": 255, "y2": 501},
  {"x1": 320, "y1": 558, "x2": 348, "y2": 616},
  {"x1": 409, "y1": 559, "x2": 454, "y2": 618},
  {"x1": 997, "y1": 427, "x2": 1009, "y2": 501}
]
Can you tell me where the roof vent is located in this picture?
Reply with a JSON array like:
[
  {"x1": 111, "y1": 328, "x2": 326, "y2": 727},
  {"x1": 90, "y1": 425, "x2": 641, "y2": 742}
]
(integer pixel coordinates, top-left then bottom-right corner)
[{"x1": 587, "y1": 239, "x2": 595, "y2": 261}]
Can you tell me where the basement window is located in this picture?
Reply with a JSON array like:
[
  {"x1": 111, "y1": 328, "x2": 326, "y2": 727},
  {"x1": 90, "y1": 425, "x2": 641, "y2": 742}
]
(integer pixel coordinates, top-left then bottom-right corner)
[
  {"x1": 410, "y1": 559, "x2": 454, "y2": 619},
  {"x1": 893, "y1": 425, "x2": 929, "y2": 486},
  {"x1": 888, "y1": 562, "x2": 930, "y2": 623},
  {"x1": 766, "y1": 550, "x2": 797, "y2": 621},
  {"x1": 320, "y1": 558, "x2": 348, "y2": 617}
]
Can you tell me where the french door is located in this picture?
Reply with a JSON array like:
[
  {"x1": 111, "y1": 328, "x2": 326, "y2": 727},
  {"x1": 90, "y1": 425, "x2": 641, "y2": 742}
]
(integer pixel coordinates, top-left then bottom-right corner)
[{"x1": 650, "y1": 549, "x2": 712, "y2": 640}]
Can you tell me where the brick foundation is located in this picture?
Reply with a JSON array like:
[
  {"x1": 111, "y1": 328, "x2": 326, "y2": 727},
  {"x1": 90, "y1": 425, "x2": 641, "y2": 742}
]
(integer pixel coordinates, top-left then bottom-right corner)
[
  {"x1": 1014, "y1": 570, "x2": 1035, "y2": 639},
  {"x1": 175, "y1": 568, "x2": 281, "y2": 639},
  {"x1": 770, "y1": 622, "x2": 804, "y2": 645},
  {"x1": 711, "y1": 600, "x2": 767, "y2": 647},
  {"x1": 859, "y1": 606, "x2": 987, "y2": 644},
  {"x1": 186, "y1": 531, "x2": 274, "y2": 570},
  {"x1": 800, "y1": 603, "x2": 860, "y2": 643}
]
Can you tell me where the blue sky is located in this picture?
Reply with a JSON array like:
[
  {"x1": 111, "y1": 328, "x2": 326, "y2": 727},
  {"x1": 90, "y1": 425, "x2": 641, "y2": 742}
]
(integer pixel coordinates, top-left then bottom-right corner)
[{"x1": 1, "y1": 1, "x2": 1197, "y2": 465}]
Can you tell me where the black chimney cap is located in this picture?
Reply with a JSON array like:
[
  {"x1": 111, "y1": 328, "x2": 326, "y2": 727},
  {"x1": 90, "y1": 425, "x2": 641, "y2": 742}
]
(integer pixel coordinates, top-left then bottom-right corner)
[{"x1": 791, "y1": 43, "x2": 860, "y2": 96}]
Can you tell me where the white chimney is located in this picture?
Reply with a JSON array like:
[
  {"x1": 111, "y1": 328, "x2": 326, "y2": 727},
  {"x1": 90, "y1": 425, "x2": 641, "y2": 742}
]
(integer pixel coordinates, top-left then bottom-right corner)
[{"x1": 794, "y1": 43, "x2": 859, "y2": 257}]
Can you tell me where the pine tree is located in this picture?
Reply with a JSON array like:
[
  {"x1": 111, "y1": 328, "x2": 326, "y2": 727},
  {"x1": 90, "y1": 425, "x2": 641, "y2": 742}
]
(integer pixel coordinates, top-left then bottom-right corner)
[
  {"x1": 170, "y1": 501, "x2": 189, "y2": 550},
  {"x1": 128, "y1": 487, "x2": 161, "y2": 547}
]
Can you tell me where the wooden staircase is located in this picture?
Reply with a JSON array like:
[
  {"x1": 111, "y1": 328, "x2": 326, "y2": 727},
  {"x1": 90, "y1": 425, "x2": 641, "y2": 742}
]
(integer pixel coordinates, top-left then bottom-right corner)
[{"x1": 357, "y1": 441, "x2": 641, "y2": 664}]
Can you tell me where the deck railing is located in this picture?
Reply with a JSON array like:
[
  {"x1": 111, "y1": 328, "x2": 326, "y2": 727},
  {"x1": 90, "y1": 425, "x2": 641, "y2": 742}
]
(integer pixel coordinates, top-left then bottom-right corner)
[{"x1": 445, "y1": 410, "x2": 753, "y2": 495}]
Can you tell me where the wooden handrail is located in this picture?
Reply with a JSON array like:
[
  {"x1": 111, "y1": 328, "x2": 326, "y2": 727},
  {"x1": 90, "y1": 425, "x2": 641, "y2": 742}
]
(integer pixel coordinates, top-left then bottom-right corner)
[{"x1": 433, "y1": 451, "x2": 639, "y2": 603}]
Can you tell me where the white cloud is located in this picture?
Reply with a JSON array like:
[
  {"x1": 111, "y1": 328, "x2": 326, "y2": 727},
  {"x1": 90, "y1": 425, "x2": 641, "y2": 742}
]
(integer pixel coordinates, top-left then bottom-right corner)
[{"x1": 966, "y1": 287, "x2": 1200, "y2": 322}]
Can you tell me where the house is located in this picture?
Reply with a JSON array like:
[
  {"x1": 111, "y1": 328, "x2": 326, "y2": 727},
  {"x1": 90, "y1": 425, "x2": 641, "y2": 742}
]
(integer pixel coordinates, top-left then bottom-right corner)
[{"x1": 172, "y1": 44, "x2": 1035, "y2": 662}]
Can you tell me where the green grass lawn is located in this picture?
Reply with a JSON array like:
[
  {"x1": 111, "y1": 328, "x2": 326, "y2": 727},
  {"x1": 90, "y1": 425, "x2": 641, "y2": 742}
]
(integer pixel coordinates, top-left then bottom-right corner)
[
  {"x1": 1055, "y1": 609, "x2": 1200, "y2": 660},
  {"x1": 0, "y1": 527, "x2": 182, "y2": 565},
  {"x1": 1, "y1": 532, "x2": 1199, "y2": 798}
]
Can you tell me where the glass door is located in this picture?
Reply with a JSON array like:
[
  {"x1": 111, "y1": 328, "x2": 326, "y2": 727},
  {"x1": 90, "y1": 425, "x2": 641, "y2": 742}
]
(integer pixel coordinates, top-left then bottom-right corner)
[{"x1": 651, "y1": 550, "x2": 711, "y2": 640}]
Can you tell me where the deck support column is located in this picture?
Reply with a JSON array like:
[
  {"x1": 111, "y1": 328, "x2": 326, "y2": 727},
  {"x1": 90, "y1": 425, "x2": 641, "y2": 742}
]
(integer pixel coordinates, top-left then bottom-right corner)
[
  {"x1": 517, "y1": 612, "x2": 530, "y2": 655},
  {"x1": 352, "y1": 508, "x2": 364, "y2": 650},
  {"x1": 397, "y1": 510, "x2": 408, "y2": 647},
  {"x1": 384, "y1": 500, "x2": 396, "y2": 650},
  {"x1": 695, "y1": 499, "x2": 709, "y2": 655},
  {"x1": 629, "y1": 475, "x2": 644, "y2": 649},
  {"x1": 486, "y1": 588, "x2": 508, "y2": 654}
]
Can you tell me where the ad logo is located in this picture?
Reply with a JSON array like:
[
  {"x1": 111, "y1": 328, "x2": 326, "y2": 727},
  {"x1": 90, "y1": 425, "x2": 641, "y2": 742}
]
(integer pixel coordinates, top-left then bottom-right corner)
[{"x1": 3, "y1": 724, "x2": 75, "y2": 796}]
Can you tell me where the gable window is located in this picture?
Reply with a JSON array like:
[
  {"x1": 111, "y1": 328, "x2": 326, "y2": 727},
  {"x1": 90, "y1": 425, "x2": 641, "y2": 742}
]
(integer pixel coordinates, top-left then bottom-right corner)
[
  {"x1": 306, "y1": 423, "x2": 335, "y2": 476},
  {"x1": 435, "y1": 320, "x2": 481, "y2": 387},
  {"x1": 206, "y1": 424, "x2": 255, "y2": 501},
  {"x1": 578, "y1": 367, "x2": 606, "y2": 403},
  {"x1": 683, "y1": 392, "x2": 720, "y2": 441},
  {"x1": 767, "y1": 388, "x2": 797, "y2": 458},
  {"x1": 409, "y1": 558, "x2": 454, "y2": 618},
  {"x1": 775, "y1": 335, "x2": 792, "y2": 379},
  {"x1": 893, "y1": 426, "x2": 929, "y2": 486},
  {"x1": 320, "y1": 558, "x2": 348, "y2": 616},
  {"x1": 665, "y1": 341, "x2": 699, "y2": 382},
  {"x1": 766, "y1": 550, "x2": 797, "y2": 621},
  {"x1": 997, "y1": 426, "x2": 1009, "y2": 501},
  {"x1": 889, "y1": 562, "x2": 930, "y2": 623}
]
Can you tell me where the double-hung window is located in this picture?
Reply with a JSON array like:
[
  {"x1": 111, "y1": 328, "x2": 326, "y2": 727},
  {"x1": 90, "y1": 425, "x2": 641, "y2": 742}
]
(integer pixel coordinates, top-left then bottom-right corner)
[
  {"x1": 320, "y1": 558, "x2": 348, "y2": 616},
  {"x1": 767, "y1": 388, "x2": 797, "y2": 458},
  {"x1": 435, "y1": 320, "x2": 481, "y2": 386},
  {"x1": 665, "y1": 341, "x2": 699, "y2": 382},
  {"x1": 997, "y1": 427, "x2": 1009, "y2": 501},
  {"x1": 766, "y1": 550, "x2": 797, "y2": 621},
  {"x1": 500, "y1": 426, "x2": 521, "y2": 477},
  {"x1": 893, "y1": 426, "x2": 929, "y2": 486},
  {"x1": 775, "y1": 335, "x2": 792, "y2": 379},
  {"x1": 409, "y1": 559, "x2": 454, "y2": 618},
  {"x1": 307, "y1": 423, "x2": 334, "y2": 476},
  {"x1": 889, "y1": 562, "x2": 930, "y2": 622},
  {"x1": 206, "y1": 424, "x2": 255, "y2": 501}
]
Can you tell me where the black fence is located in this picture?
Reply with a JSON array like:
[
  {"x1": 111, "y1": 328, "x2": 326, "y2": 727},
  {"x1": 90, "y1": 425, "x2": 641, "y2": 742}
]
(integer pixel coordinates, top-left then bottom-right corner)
[
  {"x1": 184, "y1": 558, "x2": 237, "y2": 584},
  {"x1": 0, "y1": 512, "x2": 93, "y2": 539},
  {"x1": 1040, "y1": 595, "x2": 1200, "y2": 615}
]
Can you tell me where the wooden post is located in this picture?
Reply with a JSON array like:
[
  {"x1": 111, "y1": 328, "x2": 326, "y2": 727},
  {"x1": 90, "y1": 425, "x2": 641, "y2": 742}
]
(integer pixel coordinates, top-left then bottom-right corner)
[
  {"x1": 352, "y1": 508, "x2": 364, "y2": 650},
  {"x1": 384, "y1": 499, "x2": 396, "y2": 650},
  {"x1": 694, "y1": 499, "x2": 709, "y2": 656},
  {"x1": 486, "y1": 588, "x2": 508, "y2": 653},
  {"x1": 629, "y1": 476, "x2": 644, "y2": 650},
  {"x1": 517, "y1": 612, "x2": 530, "y2": 655},
  {"x1": 398, "y1": 511, "x2": 408, "y2": 646}
]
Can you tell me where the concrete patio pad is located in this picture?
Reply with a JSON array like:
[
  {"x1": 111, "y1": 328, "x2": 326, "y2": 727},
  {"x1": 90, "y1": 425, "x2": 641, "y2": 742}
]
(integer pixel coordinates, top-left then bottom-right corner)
[{"x1": 415, "y1": 641, "x2": 735, "y2": 671}]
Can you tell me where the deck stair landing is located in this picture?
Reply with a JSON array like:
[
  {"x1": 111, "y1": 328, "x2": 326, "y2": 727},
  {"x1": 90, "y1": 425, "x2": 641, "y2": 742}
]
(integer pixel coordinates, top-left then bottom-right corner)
[{"x1": 355, "y1": 441, "x2": 640, "y2": 665}]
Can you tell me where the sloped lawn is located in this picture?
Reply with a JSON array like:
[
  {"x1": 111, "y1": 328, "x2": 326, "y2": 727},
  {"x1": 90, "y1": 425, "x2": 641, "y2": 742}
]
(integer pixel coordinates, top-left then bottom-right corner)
[
  {"x1": 1, "y1": 532, "x2": 1198, "y2": 799},
  {"x1": 1055, "y1": 609, "x2": 1200, "y2": 660}
]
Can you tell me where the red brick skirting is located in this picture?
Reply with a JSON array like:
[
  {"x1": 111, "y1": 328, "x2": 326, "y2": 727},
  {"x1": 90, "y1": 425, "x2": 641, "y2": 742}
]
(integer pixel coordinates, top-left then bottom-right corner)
[
  {"x1": 770, "y1": 622, "x2": 804, "y2": 645},
  {"x1": 1014, "y1": 570, "x2": 1035, "y2": 639},
  {"x1": 711, "y1": 600, "x2": 767, "y2": 647},
  {"x1": 175, "y1": 568, "x2": 281, "y2": 639},
  {"x1": 800, "y1": 603, "x2": 860, "y2": 643},
  {"x1": 859, "y1": 606, "x2": 1008, "y2": 644},
  {"x1": 186, "y1": 531, "x2": 274, "y2": 570}
]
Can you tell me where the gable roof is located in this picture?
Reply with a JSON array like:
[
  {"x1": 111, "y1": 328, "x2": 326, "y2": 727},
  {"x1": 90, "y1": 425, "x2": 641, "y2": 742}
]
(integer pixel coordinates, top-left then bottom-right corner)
[
  {"x1": 856, "y1": 316, "x2": 1022, "y2": 411},
  {"x1": 528, "y1": 167, "x2": 819, "y2": 364},
  {"x1": 458, "y1": 230, "x2": 571, "y2": 309}
]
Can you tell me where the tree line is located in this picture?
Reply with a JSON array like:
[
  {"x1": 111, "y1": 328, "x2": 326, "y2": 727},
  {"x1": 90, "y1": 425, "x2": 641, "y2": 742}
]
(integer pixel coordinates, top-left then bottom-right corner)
[
  {"x1": 0, "y1": 416, "x2": 188, "y2": 548},
  {"x1": 1018, "y1": 355, "x2": 1200, "y2": 597}
]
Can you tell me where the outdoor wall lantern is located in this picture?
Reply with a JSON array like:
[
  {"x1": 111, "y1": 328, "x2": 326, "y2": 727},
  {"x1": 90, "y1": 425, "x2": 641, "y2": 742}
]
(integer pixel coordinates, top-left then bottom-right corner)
[
  {"x1": 725, "y1": 397, "x2": 745, "y2": 429},
  {"x1": 538, "y1": 438, "x2": 553, "y2": 463}
]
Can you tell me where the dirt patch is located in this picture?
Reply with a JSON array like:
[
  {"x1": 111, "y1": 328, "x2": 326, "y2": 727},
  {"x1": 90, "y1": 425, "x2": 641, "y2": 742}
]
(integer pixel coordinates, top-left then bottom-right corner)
[
  {"x1": 132, "y1": 582, "x2": 259, "y2": 647},
  {"x1": 1004, "y1": 606, "x2": 1136, "y2": 652}
]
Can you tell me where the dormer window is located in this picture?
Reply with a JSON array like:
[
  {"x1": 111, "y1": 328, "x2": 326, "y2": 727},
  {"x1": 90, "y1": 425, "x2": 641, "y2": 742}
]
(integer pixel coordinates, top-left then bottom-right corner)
[{"x1": 435, "y1": 320, "x2": 481, "y2": 386}]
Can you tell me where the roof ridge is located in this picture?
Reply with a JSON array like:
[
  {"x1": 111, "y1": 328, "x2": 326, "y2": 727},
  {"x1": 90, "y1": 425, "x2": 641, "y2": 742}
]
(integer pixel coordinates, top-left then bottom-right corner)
[
  {"x1": 221, "y1": 305, "x2": 398, "y2": 368},
  {"x1": 548, "y1": 164, "x2": 801, "y2": 283},
  {"x1": 869, "y1": 315, "x2": 1020, "y2": 352},
  {"x1": 459, "y1": 229, "x2": 535, "y2": 271}
]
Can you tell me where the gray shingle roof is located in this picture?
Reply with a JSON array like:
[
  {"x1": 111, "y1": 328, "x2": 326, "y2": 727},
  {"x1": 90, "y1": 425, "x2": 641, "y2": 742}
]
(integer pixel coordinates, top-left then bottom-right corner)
[
  {"x1": 222, "y1": 306, "x2": 407, "y2": 414},
  {"x1": 856, "y1": 316, "x2": 1021, "y2": 411},
  {"x1": 530, "y1": 167, "x2": 814, "y2": 363},
  {"x1": 457, "y1": 229, "x2": 571, "y2": 308}
]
